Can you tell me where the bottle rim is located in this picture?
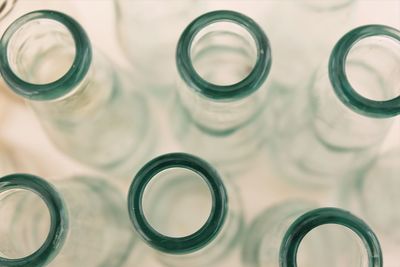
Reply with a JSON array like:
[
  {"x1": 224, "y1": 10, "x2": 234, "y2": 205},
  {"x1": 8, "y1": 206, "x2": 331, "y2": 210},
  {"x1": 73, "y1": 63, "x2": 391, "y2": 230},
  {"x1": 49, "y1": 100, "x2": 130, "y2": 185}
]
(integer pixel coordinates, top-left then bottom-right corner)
[
  {"x1": 0, "y1": 173, "x2": 68, "y2": 266},
  {"x1": 176, "y1": 10, "x2": 272, "y2": 100},
  {"x1": 329, "y1": 24, "x2": 400, "y2": 118},
  {"x1": 127, "y1": 152, "x2": 228, "y2": 254},
  {"x1": 0, "y1": 9, "x2": 92, "y2": 101},
  {"x1": 279, "y1": 207, "x2": 383, "y2": 267}
]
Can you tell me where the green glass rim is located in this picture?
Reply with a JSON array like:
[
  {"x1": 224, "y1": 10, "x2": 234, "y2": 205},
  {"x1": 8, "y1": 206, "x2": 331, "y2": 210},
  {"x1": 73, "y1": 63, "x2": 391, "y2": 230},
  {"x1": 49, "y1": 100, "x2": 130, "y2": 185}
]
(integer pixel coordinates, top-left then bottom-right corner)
[
  {"x1": 279, "y1": 207, "x2": 383, "y2": 267},
  {"x1": 329, "y1": 24, "x2": 400, "y2": 118},
  {"x1": 0, "y1": 173, "x2": 68, "y2": 267},
  {"x1": 127, "y1": 152, "x2": 228, "y2": 254},
  {"x1": 176, "y1": 10, "x2": 272, "y2": 100},
  {"x1": 0, "y1": 9, "x2": 92, "y2": 101}
]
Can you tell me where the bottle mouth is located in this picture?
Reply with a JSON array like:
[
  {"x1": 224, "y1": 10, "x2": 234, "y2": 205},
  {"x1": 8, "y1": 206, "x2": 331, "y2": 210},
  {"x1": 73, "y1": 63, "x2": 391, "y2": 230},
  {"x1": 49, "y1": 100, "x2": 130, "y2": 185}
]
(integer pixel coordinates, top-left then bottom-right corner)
[
  {"x1": 279, "y1": 207, "x2": 383, "y2": 267},
  {"x1": 0, "y1": 10, "x2": 92, "y2": 101},
  {"x1": 0, "y1": 173, "x2": 68, "y2": 266},
  {"x1": 127, "y1": 153, "x2": 228, "y2": 254},
  {"x1": 176, "y1": 10, "x2": 271, "y2": 100},
  {"x1": 329, "y1": 24, "x2": 400, "y2": 118}
]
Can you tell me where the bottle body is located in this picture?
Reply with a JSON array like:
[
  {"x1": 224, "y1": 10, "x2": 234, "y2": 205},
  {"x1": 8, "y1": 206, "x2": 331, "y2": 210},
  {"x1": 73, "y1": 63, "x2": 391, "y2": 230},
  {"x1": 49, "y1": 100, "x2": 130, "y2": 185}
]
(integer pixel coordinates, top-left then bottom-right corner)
[
  {"x1": 114, "y1": 0, "x2": 202, "y2": 96},
  {"x1": 267, "y1": 25, "x2": 400, "y2": 186},
  {"x1": 340, "y1": 148, "x2": 400, "y2": 245},
  {"x1": 0, "y1": 10, "x2": 154, "y2": 176},
  {"x1": 0, "y1": 173, "x2": 136, "y2": 267},
  {"x1": 128, "y1": 153, "x2": 243, "y2": 267},
  {"x1": 173, "y1": 10, "x2": 271, "y2": 175}
]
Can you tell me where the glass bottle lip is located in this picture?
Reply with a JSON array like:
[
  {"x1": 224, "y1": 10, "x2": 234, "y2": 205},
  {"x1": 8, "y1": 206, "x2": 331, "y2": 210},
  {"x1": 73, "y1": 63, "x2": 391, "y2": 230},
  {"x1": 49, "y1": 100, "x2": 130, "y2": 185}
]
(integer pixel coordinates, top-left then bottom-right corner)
[
  {"x1": 127, "y1": 152, "x2": 228, "y2": 254},
  {"x1": 279, "y1": 207, "x2": 383, "y2": 267},
  {"x1": 329, "y1": 24, "x2": 400, "y2": 118},
  {"x1": 176, "y1": 10, "x2": 272, "y2": 101},
  {"x1": 0, "y1": 9, "x2": 92, "y2": 101},
  {"x1": 0, "y1": 173, "x2": 69, "y2": 267}
]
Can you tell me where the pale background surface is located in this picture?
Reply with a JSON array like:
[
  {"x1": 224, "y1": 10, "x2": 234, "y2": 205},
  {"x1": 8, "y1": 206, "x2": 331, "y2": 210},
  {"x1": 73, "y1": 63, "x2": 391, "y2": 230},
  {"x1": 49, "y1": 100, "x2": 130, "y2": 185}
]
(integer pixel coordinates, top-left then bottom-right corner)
[{"x1": 0, "y1": 0, "x2": 399, "y2": 266}]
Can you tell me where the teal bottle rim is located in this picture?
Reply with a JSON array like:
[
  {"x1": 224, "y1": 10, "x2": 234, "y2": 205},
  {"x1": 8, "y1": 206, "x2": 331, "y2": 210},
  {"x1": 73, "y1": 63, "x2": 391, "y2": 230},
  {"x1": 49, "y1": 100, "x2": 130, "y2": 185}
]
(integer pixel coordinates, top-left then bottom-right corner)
[
  {"x1": 0, "y1": 9, "x2": 92, "y2": 101},
  {"x1": 176, "y1": 10, "x2": 272, "y2": 100},
  {"x1": 329, "y1": 24, "x2": 400, "y2": 118},
  {"x1": 127, "y1": 152, "x2": 228, "y2": 254},
  {"x1": 279, "y1": 207, "x2": 383, "y2": 267},
  {"x1": 0, "y1": 173, "x2": 69, "y2": 267}
]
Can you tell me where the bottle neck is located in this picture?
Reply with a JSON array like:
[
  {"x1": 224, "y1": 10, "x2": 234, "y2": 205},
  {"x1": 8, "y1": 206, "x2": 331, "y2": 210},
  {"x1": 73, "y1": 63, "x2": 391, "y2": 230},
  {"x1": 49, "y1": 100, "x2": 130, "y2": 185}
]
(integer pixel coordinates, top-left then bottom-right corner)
[
  {"x1": 279, "y1": 207, "x2": 383, "y2": 267},
  {"x1": 0, "y1": 174, "x2": 68, "y2": 266},
  {"x1": 329, "y1": 24, "x2": 400, "y2": 118},
  {"x1": 176, "y1": 10, "x2": 271, "y2": 133},
  {"x1": 128, "y1": 153, "x2": 235, "y2": 265}
]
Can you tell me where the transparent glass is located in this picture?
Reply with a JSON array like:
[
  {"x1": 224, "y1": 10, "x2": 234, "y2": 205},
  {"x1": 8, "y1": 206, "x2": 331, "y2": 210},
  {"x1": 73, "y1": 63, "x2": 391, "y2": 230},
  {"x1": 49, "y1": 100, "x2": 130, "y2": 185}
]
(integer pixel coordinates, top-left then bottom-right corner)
[
  {"x1": 173, "y1": 10, "x2": 272, "y2": 175},
  {"x1": 114, "y1": 0, "x2": 202, "y2": 96},
  {"x1": 0, "y1": 10, "x2": 154, "y2": 176},
  {"x1": 242, "y1": 201, "x2": 382, "y2": 267},
  {"x1": 340, "y1": 148, "x2": 400, "y2": 245},
  {"x1": 128, "y1": 153, "x2": 243, "y2": 267},
  {"x1": 267, "y1": 24, "x2": 400, "y2": 186},
  {"x1": 263, "y1": 0, "x2": 355, "y2": 91},
  {"x1": 0, "y1": 173, "x2": 136, "y2": 267}
]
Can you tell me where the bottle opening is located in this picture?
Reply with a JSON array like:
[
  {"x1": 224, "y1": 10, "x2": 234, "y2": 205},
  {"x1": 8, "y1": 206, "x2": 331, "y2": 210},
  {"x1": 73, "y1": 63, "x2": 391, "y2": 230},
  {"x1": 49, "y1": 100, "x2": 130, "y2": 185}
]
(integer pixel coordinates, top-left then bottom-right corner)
[
  {"x1": 143, "y1": 167, "x2": 212, "y2": 238},
  {"x1": 345, "y1": 35, "x2": 400, "y2": 101},
  {"x1": 0, "y1": 188, "x2": 51, "y2": 259},
  {"x1": 297, "y1": 224, "x2": 369, "y2": 267},
  {"x1": 7, "y1": 18, "x2": 76, "y2": 85},
  {"x1": 191, "y1": 21, "x2": 257, "y2": 86}
]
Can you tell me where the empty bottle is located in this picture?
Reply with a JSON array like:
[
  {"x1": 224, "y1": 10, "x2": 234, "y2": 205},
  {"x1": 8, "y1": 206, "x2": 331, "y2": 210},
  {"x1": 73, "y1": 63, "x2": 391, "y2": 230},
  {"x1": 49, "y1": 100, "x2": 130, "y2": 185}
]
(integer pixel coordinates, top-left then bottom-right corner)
[
  {"x1": 0, "y1": 173, "x2": 136, "y2": 266},
  {"x1": 0, "y1": 10, "x2": 154, "y2": 176},
  {"x1": 128, "y1": 152, "x2": 243, "y2": 267},
  {"x1": 242, "y1": 201, "x2": 382, "y2": 266},
  {"x1": 267, "y1": 24, "x2": 400, "y2": 186},
  {"x1": 173, "y1": 10, "x2": 272, "y2": 174}
]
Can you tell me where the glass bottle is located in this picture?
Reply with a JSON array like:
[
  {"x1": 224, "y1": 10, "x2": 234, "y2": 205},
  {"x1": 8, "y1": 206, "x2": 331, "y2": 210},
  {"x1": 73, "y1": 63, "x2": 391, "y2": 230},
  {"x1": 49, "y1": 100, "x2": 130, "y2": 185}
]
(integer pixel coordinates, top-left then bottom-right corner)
[
  {"x1": 267, "y1": 24, "x2": 400, "y2": 186},
  {"x1": 114, "y1": 0, "x2": 202, "y2": 97},
  {"x1": 173, "y1": 10, "x2": 272, "y2": 175},
  {"x1": 0, "y1": 173, "x2": 137, "y2": 267},
  {"x1": 127, "y1": 152, "x2": 243, "y2": 267},
  {"x1": 242, "y1": 201, "x2": 382, "y2": 267},
  {"x1": 0, "y1": 10, "x2": 154, "y2": 176},
  {"x1": 340, "y1": 148, "x2": 400, "y2": 246}
]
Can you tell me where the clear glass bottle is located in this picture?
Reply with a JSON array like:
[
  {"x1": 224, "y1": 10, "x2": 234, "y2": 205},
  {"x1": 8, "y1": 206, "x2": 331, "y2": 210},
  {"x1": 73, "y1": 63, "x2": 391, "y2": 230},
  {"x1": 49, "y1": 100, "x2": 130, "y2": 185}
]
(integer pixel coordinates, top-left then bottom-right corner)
[
  {"x1": 127, "y1": 153, "x2": 243, "y2": 267},
  {"x1": 242, "y1": 201, "x2": 382, "y2": 267},
  {"x1": 173, "y1": 10, "x2": 272, "y2": 175},
  {"x1": 267, "y1": 24, "x2": 400, "y2": 186},
  {"x1": 0, "y1": 173, "x2": 136, "y2": 267},
  {"x1": 0, "y1": 10, "x2": 154, "y2": 176},
  {"x1": 340, "y1": 148, "x2": 400, "y2": 246},
  {"x1": 114, "y1": 0, "x2": 202, "y2": 96}
]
